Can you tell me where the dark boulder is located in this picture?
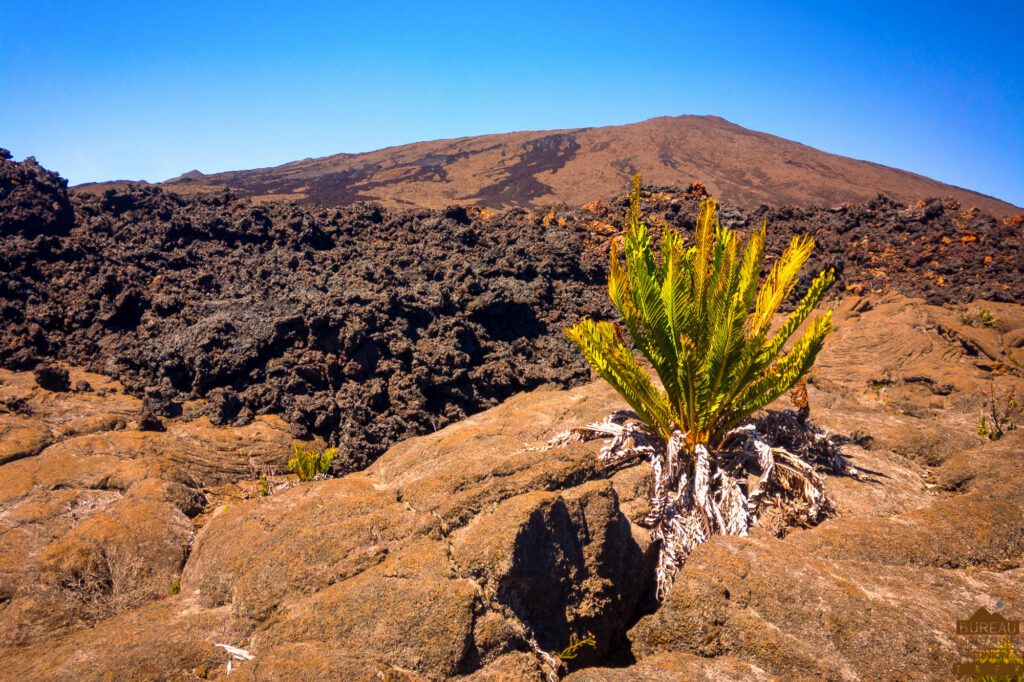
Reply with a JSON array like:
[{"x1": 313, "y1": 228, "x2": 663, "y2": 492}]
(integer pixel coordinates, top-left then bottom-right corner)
[
  {"x1": 33, "y1": 364, "x2": 70, "y2": 392},
  {"x1": 0, "y1": 151, "x2": 74, "y2": 239}
]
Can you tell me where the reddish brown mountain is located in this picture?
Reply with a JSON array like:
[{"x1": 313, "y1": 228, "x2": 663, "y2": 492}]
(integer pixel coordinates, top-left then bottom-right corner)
[{"x1": 84, "y1": 115, "x2": 1020, "y2": 214}]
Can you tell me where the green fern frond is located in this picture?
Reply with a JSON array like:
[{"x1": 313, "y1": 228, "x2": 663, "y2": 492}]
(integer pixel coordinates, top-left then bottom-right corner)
[
  {"x1": 566, "y1": 318, "x2": 673, "y2": 437},
  {"x1": 749, "y1": 234, "x2": 816, "y2": 337},
  {"x1": 763, "y1": 268, "x2": 836, "y2": 360},
  {"x1": 735, "y1": 313, "x2": 832, "y2": 419}
]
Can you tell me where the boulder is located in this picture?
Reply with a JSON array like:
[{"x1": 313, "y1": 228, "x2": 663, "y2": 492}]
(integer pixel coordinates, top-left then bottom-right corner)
[
  {"x1": 32, "y1": 364, "x2": 70, "y2": 392},
  {"x1": 0, "y1": 153, "x2": 74, "y2": 239},
  {"x1": 450, "y1": 481, "x2": 647, "y2": 665}
]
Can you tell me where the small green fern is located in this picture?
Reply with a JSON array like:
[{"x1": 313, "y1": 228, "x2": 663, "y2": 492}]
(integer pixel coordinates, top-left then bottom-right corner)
[
  {"x1": 288, "y1": 444, "x2": 336, "y2": 482},
  {"x1": 567, "y1": 176, "x2": 834, "y2": 454},
  {"x1": 556, "y1": 630, "x2": 597, "y2": 661}
]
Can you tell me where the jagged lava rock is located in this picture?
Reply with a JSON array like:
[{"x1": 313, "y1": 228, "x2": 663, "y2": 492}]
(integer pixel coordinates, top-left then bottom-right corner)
[{"x1": 0, "y1": 150, "x2": 74, "y2": 240}]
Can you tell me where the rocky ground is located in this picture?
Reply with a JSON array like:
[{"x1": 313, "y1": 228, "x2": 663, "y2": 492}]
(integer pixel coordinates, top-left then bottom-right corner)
[
  {"x1": 2, "y1": 152, "x2": 1022, "y2": 474},
  {"x1": 0, "y1": 293, "x2": 1021, "y2": 680}
]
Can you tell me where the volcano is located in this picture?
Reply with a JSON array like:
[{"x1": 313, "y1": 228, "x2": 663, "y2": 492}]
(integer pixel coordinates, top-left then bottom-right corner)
[{"x1": 84, "y1": 115, "x2": 1021, "y2": 215}]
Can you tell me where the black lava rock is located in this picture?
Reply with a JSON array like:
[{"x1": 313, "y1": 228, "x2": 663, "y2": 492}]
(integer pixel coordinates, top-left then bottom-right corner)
[{"x1": 33, "y1": 364, "x2": 70, "y2": 392}]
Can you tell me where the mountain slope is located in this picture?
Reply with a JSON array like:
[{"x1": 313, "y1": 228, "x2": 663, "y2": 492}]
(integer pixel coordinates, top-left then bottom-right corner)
[{"x1": 153, "y1": 115, "x2": 1020, "y2": 214}]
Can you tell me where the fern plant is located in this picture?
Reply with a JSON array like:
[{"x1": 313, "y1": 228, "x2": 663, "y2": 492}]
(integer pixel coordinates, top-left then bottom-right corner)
[
  {"x1": 569, "y1": 176, "x2": 834, "y2": 450},
  {"x1": 288, "y1": 443, "x2": 336, "y2": 482},
  {"x1": 549, "y1": 177, "x2": 842, "y2": 597}
]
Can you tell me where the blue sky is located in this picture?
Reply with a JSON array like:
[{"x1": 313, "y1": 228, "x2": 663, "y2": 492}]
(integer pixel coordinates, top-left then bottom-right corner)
[{"x1": 2, "y1": 1, "x2": 1022, "y2": 206}]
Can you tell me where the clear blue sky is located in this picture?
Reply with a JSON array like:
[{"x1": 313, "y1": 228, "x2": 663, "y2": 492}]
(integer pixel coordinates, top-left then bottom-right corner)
[{"x1": 2, "y1": 1, "x2": 1021, "y2": 206}]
